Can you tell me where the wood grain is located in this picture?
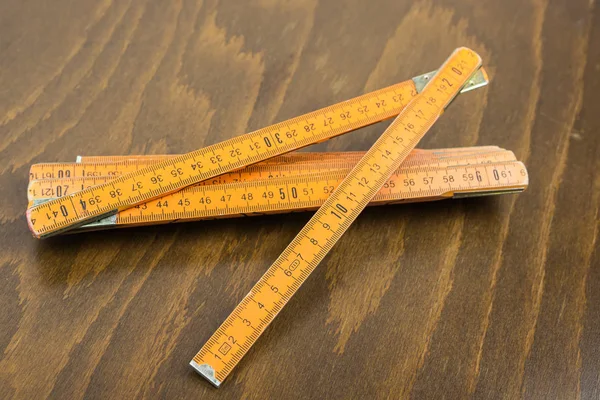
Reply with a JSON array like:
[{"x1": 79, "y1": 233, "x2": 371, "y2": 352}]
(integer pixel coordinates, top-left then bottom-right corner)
[{"x1": 1, "y1": 0, "x2": 598, "y2": 398}]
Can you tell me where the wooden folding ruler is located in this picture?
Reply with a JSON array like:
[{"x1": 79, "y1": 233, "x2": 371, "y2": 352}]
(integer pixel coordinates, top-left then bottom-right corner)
[{"x1": 24, "y1": 47, "x2": 528, "y2": 387}]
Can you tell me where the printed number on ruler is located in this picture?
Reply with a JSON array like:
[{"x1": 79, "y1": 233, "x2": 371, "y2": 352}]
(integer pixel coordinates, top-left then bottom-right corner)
[
  {"x1": 26, "y1": 68, "x2": 488, "y2": 238},
  {"x1": 190, "y1": 47, "x2": 483, "y2": 387}
]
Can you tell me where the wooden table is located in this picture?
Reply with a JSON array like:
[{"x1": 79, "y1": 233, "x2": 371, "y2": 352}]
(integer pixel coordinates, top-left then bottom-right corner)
[{"x1": 1, "y1": 0, "x2": 598, "y2": 398}]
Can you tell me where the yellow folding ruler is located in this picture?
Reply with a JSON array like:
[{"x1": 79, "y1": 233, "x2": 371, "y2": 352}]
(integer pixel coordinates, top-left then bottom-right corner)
[
  {"x1": 185, "y1": 47, "x2": 485, "y2": 386},
  {"x1": 23, "y1": 47, "x2": 528, "y2": 388},
  {"x1": 25, "y1": 61, "x2": 489, "y2": 237}
]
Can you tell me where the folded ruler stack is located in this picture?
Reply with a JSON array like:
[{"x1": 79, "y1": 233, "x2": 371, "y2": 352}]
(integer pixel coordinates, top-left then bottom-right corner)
[
  {"x1": 27, "y1": 146, "x2": 528, "y2": 233},
  {"x1": 25, "y1": 48, "x2": 528, "y2": 387}
]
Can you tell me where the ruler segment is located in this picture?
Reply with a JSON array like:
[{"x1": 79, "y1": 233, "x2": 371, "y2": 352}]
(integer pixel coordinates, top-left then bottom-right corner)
[
  {"x1": 30, "y1": 147, "x2": 505, "y2": 181},
  {"x1": 74, "y1": 145, "x2": 502, "y2": 164},
  {"x1": 27, "y1": 150, "x2": 516, "y2": 198},
  {"x1": 26, "y1": 68, "x2": 489, "y2": 238},
  {"x1": 29, "y1": 149, "x2": 459, "y2": 181},
  {"x1": 30, "y1": 161, "x2": 528, "y2": 232},
  {"x1": 190, "y1": 47, "x2": 484, "y2": 386}
]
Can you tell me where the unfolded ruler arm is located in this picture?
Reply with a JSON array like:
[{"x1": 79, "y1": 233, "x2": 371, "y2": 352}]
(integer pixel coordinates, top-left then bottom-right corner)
[
  {"x1": 26, "y1": 67, "x2": 489, "y2": 238},
  {"x1": 190, "y1": 47, "x2": 489, "y2": 387}
]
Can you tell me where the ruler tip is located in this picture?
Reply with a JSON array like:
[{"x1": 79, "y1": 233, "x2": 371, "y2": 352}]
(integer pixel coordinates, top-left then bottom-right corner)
[
  {"x1": 190, "y1": 360, "x2": 221, "y2": 388},
  {"x1": 25, "y1": 208, "x2": 41, "y2": 239},
  {"x1": 452, "y1": 47, "x2": 483, "y2": 66}
]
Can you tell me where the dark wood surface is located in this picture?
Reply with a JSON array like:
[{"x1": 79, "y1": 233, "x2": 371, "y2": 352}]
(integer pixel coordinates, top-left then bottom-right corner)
[{"x1": 1, "y1": 0, "x2": 599, "y2": 398}]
